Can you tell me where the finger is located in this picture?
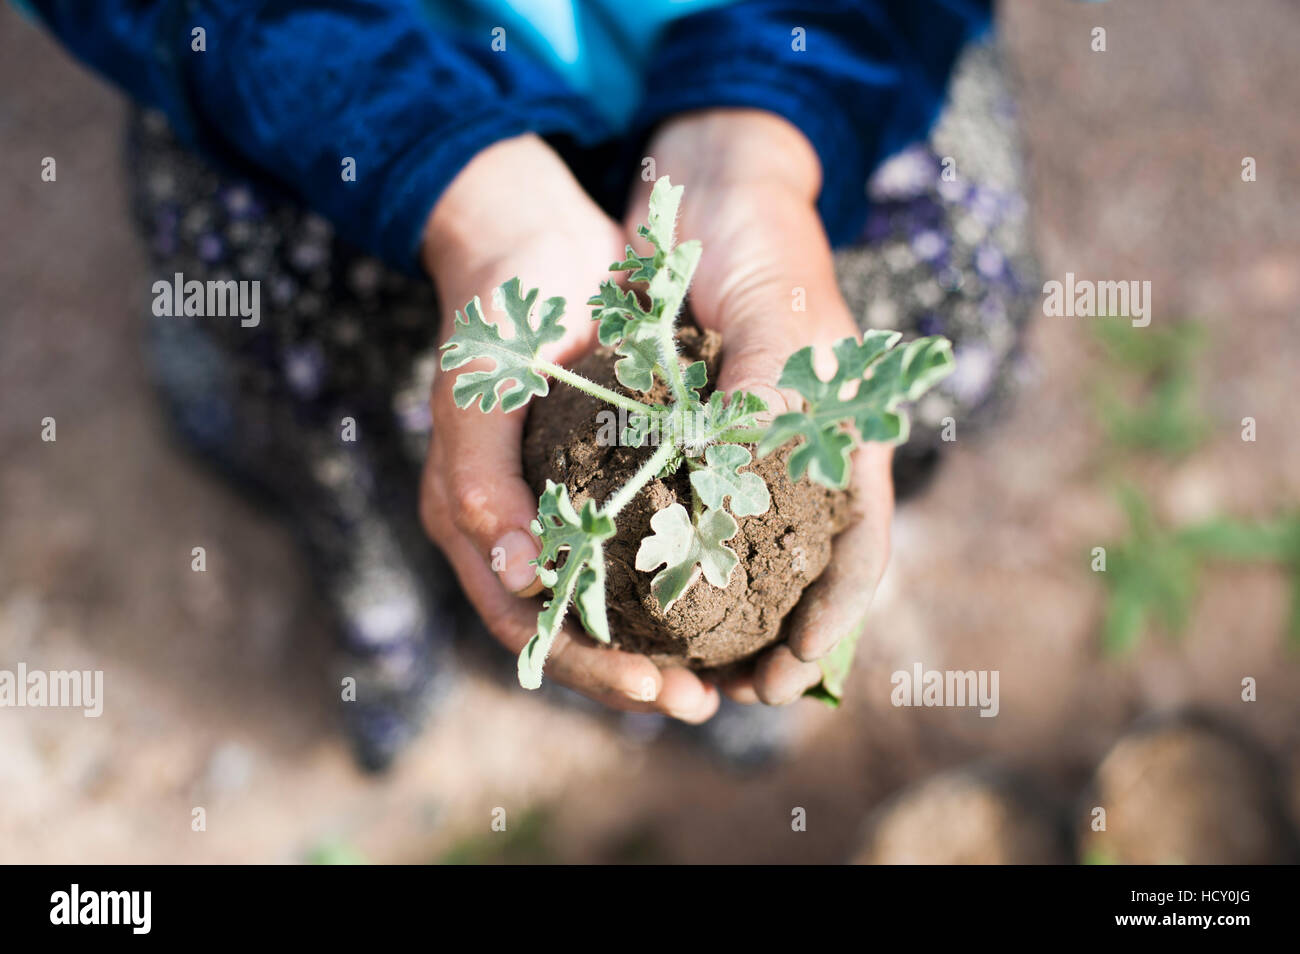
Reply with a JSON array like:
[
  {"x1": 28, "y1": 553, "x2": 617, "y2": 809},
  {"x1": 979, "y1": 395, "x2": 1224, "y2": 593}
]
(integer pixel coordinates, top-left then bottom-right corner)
[
  {"x1": 656, "y1": 667, "x2": 720, "y2": 723},
  {"x1": 699, "y1": 269, "x2": 858, "y2": 419},
  {"x1": 785, "y1": 442, "x2": 894, "y2": 661},
  {"x1": 426, "y1": 382, "x2": 544, "y2": 595},
  {"x1": 753, "y1": 644, "x2": 824, "y2": 705},
  {"x1": 428, "y1": 251, "x2": 616, "y2": 596},
  {"x1": 436, "y1": 523, "x2": 667, "y2": 705},
  {"x1": 718, "y1": 670, "x2": 760, "y2": 705}
]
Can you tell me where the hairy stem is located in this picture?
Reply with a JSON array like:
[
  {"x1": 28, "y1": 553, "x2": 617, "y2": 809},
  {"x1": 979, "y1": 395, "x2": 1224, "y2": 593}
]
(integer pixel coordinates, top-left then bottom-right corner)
[
  {"x1": 536, "y1": 359, "x2": 666, "y2": 418},
  {"x1": 716, "y1": 425, "x2": 770, "y2": 444},
  {"x1": 602, "y1": 439, "x2": 678, "y2": 520},
  {"x1": 655, "y1": 323, "x2": 691, "y2": 407}
]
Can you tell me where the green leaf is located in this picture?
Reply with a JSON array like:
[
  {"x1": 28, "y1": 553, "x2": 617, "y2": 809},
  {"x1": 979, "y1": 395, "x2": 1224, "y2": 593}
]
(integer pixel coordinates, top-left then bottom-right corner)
[
  {"x1": 1082, "y1": 849, "x2": 1118, "y2": 866},
  {"x1": 1101, "y1": 581, "x2": 1147, "y2": 654},
  {"x1": 610, "y1": 317, "x2": 663, "y2": 392},
  {"x1": 760, "y1": 415, "x2": 856, "y2": 489},
  {"x1": 807, "y1": 617, "x2": 867, "y2": 706},
  {"x1": 1093, "y1": 319, "x2": 1203, "y2": 376},
  {"x1": 439, "y1": 277, "x2": 566, "y2": 413},
  {"x1": 1097, "y1": 489, "x2": 1181, "y2": 654},
  {"x1": 757, "y1": 333, "x2": 955, "y2": 488},
  {"x1": 1176, "y1": 517, "x2": 1300, "y2": 563},
  {"x1": 1099, "y1": 501, "x2": 1300, "y2": 655},
  {"x1": 609, "y1": 177, "x2": 686, "y2": 284},
  {"x1": 646, "y1": 240, "x2": 701, "y2": 322},
  {"x1": 689, "y1": 444, "x2": 771, "y2": 517},
  {"x1": 703, "y1": 389, "x2": 768, "y2": 438},
  {"x1": 1091, "y1": 321, "x2": 1208, "y2": 459},
  {"x1": 519, "y1": 480, "x2": 616, "y2": 689},
  {"x1": 592, "y1": 230, "x2": 702, "y2": 395},
  {"x1": 621, "y1": 408, "x2": 657, "y2": 447},
  {"x1": 682, "y1": 360, "x2": 708, "y2": 399},
  {"x1": 603, "y1": 177, "x2": 702, "y2": 405},
  {"x1": 611, "y1": 244, "x2": 657, "y2": 284},
  {"x1": 588, "y1": 281, "x2": 651, "y2": 347},
  {"x1": 634, "y1": 503, "x2": 739, "y2": 612},
  {"x1": 606, "y1": 243, "x2": 701, "y2": 394},
  {"x1": 675, "y1": 390, "x2": 770, "y2": 453},
  {"x1": 802, "y1": 683, "x2": 840, "y2": 707},
  {"x1": 641, "y1": 176, "x2": 684, "y2": 254},
  {"x1": 307, "y1": 840, "x2": 368, "y2": 865}
]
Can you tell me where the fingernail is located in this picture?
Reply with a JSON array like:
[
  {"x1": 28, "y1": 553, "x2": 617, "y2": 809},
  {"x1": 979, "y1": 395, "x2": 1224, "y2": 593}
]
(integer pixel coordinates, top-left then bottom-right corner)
[
  {"x1": 492, "y1": 529, "x2": 539, "y2": 593},
  {"x1": 625, "y1": 675, "x2": 659, "y2": 704},
  {"x1": 667, "y1": 687, "x2": 716, "y2": 722}
]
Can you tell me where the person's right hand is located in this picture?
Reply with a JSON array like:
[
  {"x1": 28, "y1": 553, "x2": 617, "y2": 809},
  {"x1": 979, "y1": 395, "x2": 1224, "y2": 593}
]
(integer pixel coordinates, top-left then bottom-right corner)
[{"x1": 419, "y1": 134, "x2": 720, "y2": 722}]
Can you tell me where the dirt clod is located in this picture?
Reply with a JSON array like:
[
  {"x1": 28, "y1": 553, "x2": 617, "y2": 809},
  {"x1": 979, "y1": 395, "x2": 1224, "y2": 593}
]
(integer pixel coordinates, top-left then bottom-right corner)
[{"x1": 523, "y1": 328, "x2": 850, "y2": 670}]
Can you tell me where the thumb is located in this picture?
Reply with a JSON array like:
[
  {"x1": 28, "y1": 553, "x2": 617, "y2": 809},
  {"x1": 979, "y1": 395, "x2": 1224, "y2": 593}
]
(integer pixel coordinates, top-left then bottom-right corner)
[
  {"x1": 707, "y1": 282, "x2": 859, "y2": 420},
  {"x1": 712, "y1": 314, "x2": 795, "y2": 419},
  {"x1": 427, "y1": 370, "x2": 545, "y2": 596}
]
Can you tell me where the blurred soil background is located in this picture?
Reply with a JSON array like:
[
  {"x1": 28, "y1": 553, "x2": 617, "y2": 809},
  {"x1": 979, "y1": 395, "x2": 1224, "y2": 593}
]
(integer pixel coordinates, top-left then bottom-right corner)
[{"x1": 1, "y1": 0, "x2": 1297, "y2": 862}]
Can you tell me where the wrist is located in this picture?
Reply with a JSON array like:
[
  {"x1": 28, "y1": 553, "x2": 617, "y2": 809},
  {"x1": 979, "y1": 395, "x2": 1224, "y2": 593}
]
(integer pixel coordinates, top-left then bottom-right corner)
[
  {"x1": 644, "y1": 109, "x2": 822, "y2": 201},
  {"x1": 420, "y1": 134, "x2": 596, "y2": 281}
]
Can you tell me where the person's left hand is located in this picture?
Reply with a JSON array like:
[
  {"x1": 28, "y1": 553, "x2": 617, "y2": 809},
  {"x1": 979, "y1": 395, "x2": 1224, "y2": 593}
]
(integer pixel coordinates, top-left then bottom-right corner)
[{"x1": 626, "y1": 109, "x2": 895, "y2": 705}]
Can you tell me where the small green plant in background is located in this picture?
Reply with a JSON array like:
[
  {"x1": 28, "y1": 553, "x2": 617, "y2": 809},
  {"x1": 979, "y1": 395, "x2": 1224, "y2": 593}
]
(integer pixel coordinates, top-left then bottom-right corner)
[
  {"x1": 1089, "y1": 317, "x2": 1300, "y2": 653},
  {"x1": 441, "y1": 177, "x2": 955, "y2": 691},
  {"x1": 1099, "y1": 486, "x2": 1300, "y2": 653},
  {"x1": 1081, "y1": 847, "x2": 1118, "y2": 865},
  {"x1": 306, "y1": 838, "x2": 368, "y2": 865},
  {"x1": 437, "y1": 808, "x2": 556, "y2": 865},
  {"x1": 1091, "y1": 320, "x2": 1206, "y2": 456}
]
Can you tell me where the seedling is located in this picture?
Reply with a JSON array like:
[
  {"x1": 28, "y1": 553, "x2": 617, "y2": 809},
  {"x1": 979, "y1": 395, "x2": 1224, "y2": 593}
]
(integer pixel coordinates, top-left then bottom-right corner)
[
  {"x1": 1091, "y1": 320, "x2": 1207, "y2": 457},
  {"x1": 1100, "y1": 485, "x2": 1300, "y2": 652},
  {"x1": 440, "y1": 177, "x2": 955, "y2": 689}
]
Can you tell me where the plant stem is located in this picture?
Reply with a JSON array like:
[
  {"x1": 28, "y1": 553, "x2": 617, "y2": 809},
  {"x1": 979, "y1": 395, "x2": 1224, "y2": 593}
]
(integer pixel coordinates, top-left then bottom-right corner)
[
  {"x1": 716, "y1": 425, "x2": 770, "y2": 444},
  {"x1": 536, "y1": 359, "x2": 666, "y2": 418},
  {"x1": 601, "y1": 439, "x2": 677, "y2": 520},
  {"x1": 655, "y1": 323, "x2": 691, "y2": 407}
]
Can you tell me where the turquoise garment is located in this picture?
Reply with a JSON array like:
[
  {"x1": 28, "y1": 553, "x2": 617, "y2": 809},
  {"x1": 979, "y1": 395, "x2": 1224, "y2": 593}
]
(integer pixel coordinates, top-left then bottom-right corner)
[{"x1": 419, "y1": 0, "x2": 736, "y2": 127}]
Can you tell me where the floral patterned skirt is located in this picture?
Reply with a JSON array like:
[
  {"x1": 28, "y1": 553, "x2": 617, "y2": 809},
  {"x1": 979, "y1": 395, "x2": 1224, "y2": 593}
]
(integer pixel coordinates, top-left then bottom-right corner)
[{"x1": 126, "y1": 40, "x2": 1036, "y2": 769}]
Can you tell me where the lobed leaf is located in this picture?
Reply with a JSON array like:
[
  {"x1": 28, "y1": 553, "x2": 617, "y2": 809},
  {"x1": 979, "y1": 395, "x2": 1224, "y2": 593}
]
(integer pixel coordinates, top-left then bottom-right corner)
[
  {"x1": 439, "y1": 277, "x2": 566, "y2": 413},
  {"x1": 757, "y1": 333, "x2": 955, "y2": 488},
  {"x1": 682, "y1": 360, "x2": 708, "y2": 400},
  {"x1": 611, "y1": 176, "x2": 687, "y2": 278},
  {"x1": 610, "y1": 318, "x2": 663, "y2": 392},
  {"x1": 634, "y1": 503, "x2": 739, "y2": 612},
  {"x1": 704, "y1": 389, "x2": 768, "y2": 436},
  {"x1": 690, "y1": 444, "x2": 771, "y2": 517},
  {"x1": 672, "y1": 390, "x2": 768, "y2": 453},
  {"x1": 518, "y1": 480, "x2": 616, "y2": 689},
  {"x1": 588, "y1": 281, "x2": 651, "y2": 344}
]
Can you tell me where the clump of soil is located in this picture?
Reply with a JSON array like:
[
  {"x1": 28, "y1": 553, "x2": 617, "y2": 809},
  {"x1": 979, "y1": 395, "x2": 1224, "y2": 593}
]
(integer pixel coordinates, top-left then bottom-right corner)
[
  {"x1": 1079, "y1": 713, "x2": 1300, "y2": 864},
  {"x1": 852, "y1": 766, "x2": 1072, "y2": 865},
  {"x1": 523, "y1": 328, "x2": 851, "y2": 671}
]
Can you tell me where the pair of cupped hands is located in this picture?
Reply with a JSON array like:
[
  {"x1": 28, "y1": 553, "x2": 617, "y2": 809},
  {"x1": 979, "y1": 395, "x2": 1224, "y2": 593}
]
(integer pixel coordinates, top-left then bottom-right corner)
[{"x1": 419, "y1": 109, "x2": 892, "y2": 722}]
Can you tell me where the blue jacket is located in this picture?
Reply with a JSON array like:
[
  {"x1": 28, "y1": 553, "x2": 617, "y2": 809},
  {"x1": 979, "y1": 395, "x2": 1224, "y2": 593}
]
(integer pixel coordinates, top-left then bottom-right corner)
[{"x1": 26, "y1": 0, "x2": 991, "y2": 274}]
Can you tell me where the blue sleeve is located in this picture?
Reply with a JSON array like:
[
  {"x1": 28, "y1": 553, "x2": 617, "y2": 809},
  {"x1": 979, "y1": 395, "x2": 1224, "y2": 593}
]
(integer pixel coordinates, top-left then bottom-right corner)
[
  {"x1": 634, "y1": 0, "x2": 994, "y2": 246},
  {"x1": 26, "y1": 1, "x2": 610, "y2": 273}
]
